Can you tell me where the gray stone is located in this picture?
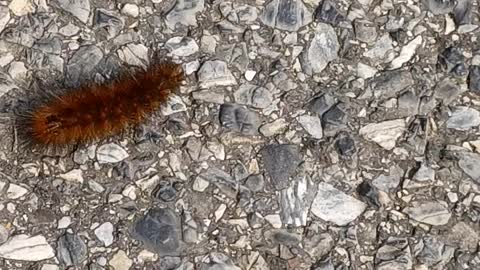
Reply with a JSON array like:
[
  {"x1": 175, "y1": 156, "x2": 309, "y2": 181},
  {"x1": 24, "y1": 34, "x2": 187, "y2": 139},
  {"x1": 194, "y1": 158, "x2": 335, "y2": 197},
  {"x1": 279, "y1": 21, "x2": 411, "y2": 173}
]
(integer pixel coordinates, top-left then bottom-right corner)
[
  {"x1": 96, "y1": 143, "x2": 129, "y2": 164},
  {"x1": 301, "y1": 23, "x2": 339, "y2": 75},
  {"x1": 132, "y1": 208, "x2": 181, "y2": 255},
  {"x1": 198, "y1": 60, "x2": 236, "y2": 88},
  {"x1": 417, "y1": 236, "x2": 455, "y2": 268},
  {"x1": 311, "y1": 182, "x2": 366, "y2": 226},
  {"x1": 56, "y1": 0, "x2": 90, "y2": 23},
  {"x1": 94, "y1": 222, "x2": 114, "y2": 247},
  {"x1": 389, "y1": 36, "x2": 423, "y2": 70},
  {"x1": 304, "y1": 233, "x2": 334, "y2": 259},
  {"x1": 298, "y1": 114, "x2": 323, "y2": 139},
  {"x1": 413, "y1": 163, "x2": 435, "y2": 182},
  {"x1": 57, "y1": 233, "x2": 88, "y2": 266},
  {"x1": 370, "y1": 70, "x2": 414, "y2": 99},
  {"x1": 375, "y1": 237, "x2": 412, "y2": 270},
  {"x1": 234, "y1": 83, "x2": 273, "y2": 109},
  {"x1": 446, "y1": 106, "x2": 480, "y2": 130},
  {"x1": 445, "y1": 222, "x2": 479, "y2": 251},
  {"x1": 434, "y1": 80, "x2": 462, "y2": 105},
  {"x1": 165, "y1": 37, "x2": 199, "y2": 57},
  {"x1": 454, "y1": 0, "x2": 472, "y2": 25},
  {"x1": 117, "y1": 43, "x2": 149, "y2": 68},
  {"x1": 94, "y1": 9, "x2": 124, "y2": 40},
  {"x1": 423, "y1": 0, "x2": 455, "y2": 15},
  {"x1": 457, "y1": 151, "x2": 480, "y2": 184},
  {"x1": 201, "y1": 253, "x2": 241, "y2": 270},
  {"x1": 110, "y1": 250, "x2": 132, "y2": 270},
  {"x1": 166, "y1": 0, "x2": 205, "y2": 29},
  {"x1": 403, "y1": 200, "x2": 451, "y2": 226},
  {"x1": 261, "y1": 144, "x2": 302, "y2": 190},
  {"x1": 259, "y1": 119, "x2": 289, "y2": 137},
  {"x1": 359, "y1": 119, "x2": 406, "y2": 150},
  {"x1": 219, "y1": 103, "x2": 261, "y2": 135},
  {"x1": 354, "y1": 19, "x2": 377, "y2": 44},
  {"x1": 307, "y1": 94, "x2": 336, "y2": 116},
  {"x1": 0, "y1": 235, "x2": 55, "y2": 262},
  {"x1": 192, "y1": 90, "x2": 225, "y2": 104},
  {"x1": 66, "y1": 45, "x2": 103, "y2": 85},
  {"x1": 363, "y1": 33, "x2": 394, "y2": 63},
  {"x1": 279, "y1": 174, "x2": 317, "y2": 227},
  {"x1": 265, "y1": 230, "x2": 301, "y2": 246},
  {"x1": 315, "y1": 0, "x2": 345, "y2": 26},
  {"x1": 469, "y1": 65, "x2": 480, "y2": 92},
  {"x1": 261, "y1": 0, "x2": 312, "y2": 32}
]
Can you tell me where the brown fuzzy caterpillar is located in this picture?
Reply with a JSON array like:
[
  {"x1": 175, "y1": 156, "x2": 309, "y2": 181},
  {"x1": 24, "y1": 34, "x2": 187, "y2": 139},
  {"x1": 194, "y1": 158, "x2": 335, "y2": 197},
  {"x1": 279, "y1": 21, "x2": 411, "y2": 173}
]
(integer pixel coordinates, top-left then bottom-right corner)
[{"x1": 16, "y1": 61, "x2": 184, "y2": 148}]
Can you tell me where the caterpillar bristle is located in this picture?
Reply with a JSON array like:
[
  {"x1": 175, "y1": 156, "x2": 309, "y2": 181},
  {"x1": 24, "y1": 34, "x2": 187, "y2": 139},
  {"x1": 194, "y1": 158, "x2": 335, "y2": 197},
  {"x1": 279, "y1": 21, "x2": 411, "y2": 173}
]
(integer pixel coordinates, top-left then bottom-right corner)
[{"x1": 14, "y1": 60, "x2": 184, "y2": 152}]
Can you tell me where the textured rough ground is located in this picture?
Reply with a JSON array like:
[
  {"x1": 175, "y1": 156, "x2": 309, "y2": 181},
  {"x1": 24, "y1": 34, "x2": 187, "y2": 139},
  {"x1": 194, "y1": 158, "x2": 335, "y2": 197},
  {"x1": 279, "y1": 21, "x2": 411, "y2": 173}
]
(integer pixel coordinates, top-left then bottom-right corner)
[{"x1": 0, "y1": 0, "x2": 479, "y2": 269}]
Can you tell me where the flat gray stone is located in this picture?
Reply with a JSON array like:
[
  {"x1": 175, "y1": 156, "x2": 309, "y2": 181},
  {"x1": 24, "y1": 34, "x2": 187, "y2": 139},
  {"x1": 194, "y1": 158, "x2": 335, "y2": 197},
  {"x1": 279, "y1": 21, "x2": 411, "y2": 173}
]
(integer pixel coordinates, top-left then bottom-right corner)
[
  {"x1": 301, "y1": 23, "x2": 339, "y2": 75},
  {"x1": 360, "y1": 119, "x2": 406, "y2": 150},
  {"x1": 96, "y1": 143, "x2": 129, "y2": 164},
  {"x1": 0, "y1": 235, "x2": 55, "y2": 261},
  {"x1": 66, "y1": 45, "x2": 103, "y2": 85},
  {"x1": 311, "y1": 182, "x2": 366, "y2": 226},
  {"x1": 261, "y1": 0, "x2": 312, "y2": 31},
  {"x1": 403, "y1": 200, "x2": 451, "y2": 226},
  {"x1": 298, "y1": 114, "x2": 323, "y2": 139},
  {"x1": 446, "y1": 106, "x2": 480, "y2": 130},
  {"x1": 370, "y1": 70, "x2": 414, "y2": 99},
  {"x1": 234, "y1": 83, "x2": 273, "y2": 109},
  {"x1": 166, "y1": 0, "x2": 205, "y2": 29},
  {"x1": 56, "y1": 0, "x2": 90, "y2": 23},
  {"x1": 261, "y1": 144, "x2": 302, "y2": 190},
  {"x1": 457, "y1": 151, "x2": 480, "y2": 184},
  {"x1": 198, "y1": 60, "x2": 236, "y2": 88}
]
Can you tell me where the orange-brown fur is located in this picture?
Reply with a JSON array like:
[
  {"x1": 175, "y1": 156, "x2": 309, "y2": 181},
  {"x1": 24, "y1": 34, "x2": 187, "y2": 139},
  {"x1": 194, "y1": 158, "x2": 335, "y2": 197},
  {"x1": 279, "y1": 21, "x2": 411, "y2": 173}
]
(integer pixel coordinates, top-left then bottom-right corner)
[{"x1": 26, "y1": 61, "x2": 184, "y2": 146}]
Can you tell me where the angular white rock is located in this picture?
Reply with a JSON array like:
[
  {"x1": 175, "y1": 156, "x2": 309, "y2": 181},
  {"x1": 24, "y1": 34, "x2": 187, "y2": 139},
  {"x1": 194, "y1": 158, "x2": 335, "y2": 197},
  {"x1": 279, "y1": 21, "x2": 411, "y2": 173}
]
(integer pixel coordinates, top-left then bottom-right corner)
[
  {"x1": 359, "y1": 119, "x2": 406, "y2": 150},
  {"x1": 96, "y1": 143, "x2": 129, "y2": 164},
  {"x1": 198, "y1": 60, "x2": 236, "y2": 88},
  {"x1": 0, "y1": 235, "x2": 55, "y2": 261},
  {"x1": 311, "y1": 182, "x2": 366, "y2": 226},
  {"x1": 298, "y1": 114, "x2": 323, "y2": 139},
  {"x1": 94, "y1": 222, "x2": 114, "y2": 247},
  {"x1": 389, "y1": 36, "x2": 422, "y2": 69}
]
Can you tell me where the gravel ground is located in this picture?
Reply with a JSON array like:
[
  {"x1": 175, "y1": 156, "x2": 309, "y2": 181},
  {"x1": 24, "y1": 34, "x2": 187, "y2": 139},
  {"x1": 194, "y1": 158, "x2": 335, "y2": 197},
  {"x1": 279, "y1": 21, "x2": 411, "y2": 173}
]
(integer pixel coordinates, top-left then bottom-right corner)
[{"x1": 0, "y1": 0, "x2": 479, "y2": 269}]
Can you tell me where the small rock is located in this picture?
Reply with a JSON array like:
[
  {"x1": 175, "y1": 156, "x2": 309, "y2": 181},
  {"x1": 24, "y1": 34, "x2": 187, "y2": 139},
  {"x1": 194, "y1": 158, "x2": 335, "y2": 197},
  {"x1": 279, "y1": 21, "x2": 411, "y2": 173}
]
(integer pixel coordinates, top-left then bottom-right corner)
[
  {"x1": 234, "y1": 83, "x2": 273, "y2": 109},
  {"x1": 57, "y1": 217, "x2": 72, "y2": 229},
  {"x1": 311, "y1": 182, "x2": 366, "y2": 226},
  {"x1": 121, "y1": 3, "x2": 139, "y2": 17},
  {"x1": 8, "y1": 61, "x2": 28, "y2": 82},
  {"x1": 424, "y1": 0, "x2": 455, "y2": 15},
  {"x1": 165, "y1": 37, "x2": 199, "y2": 57},
  {"x1": 96, "y1": 143, "x2": 129, "y2": 164},
  {"x1": 245, "y1": 174, "x2": 264, "y2": 192},
  {"x1": 67, "y1": 45, "x2": 103, "y2": 85},
  {"x1": 469, "y1": 65, "x2": 480, "y2": 92},
  {"x1": 6, "y1": 184, "x2": 28, "y2": 200},
  {"x1": 261, "y1": 144, "x2": 301, "y2": 190},
  {"x1": 335, "y1": 134, "x2": 356, "y2": 157},
  {"x1": 8, "y1": 0, "x2": 35, "y2": 16},
  {"x1": 416, "y1": 236, "x2": 455, "y2": 268},
  {"x1": 201, "y1": 253, "x2": 241, "y2": 270},
  {"x1": 370, "y1": 70, "x2": 414, "y2": 99},
  {"x1": 359, "y1": 119, "x2": 406, "y2": 150},
  {"x1": 259, "y1": 119, "x2": 289, "y2": 137},
  {"x1": 40, "y1": 264, "x2": 59, "y2": 270},
  {"x1": 445, "y1": 222, "x2": 479, "y2": 251},
  {"x1": 198, "y1": 60, "x2": 236, "y2": 88},
  {"x1": 438, "y1": 46, "x2": 467, "y2": 76},
  {"x1": 446, "y1": 106, "x2": 480, "y2": 130},
  {"x1": 0, "y1": 7, "x2": 10, "y2": 33},
  {"x1": 389, "y1": 36, "x2": 422, "y2": 69},
  {"x1": 354, "y1": 19, "x2": 377, "y2": 44},
  {"x1": 434, "y1": 79, "x2": 461, "y2": 105},
  {"x1": 304, "y1": 233, "x2": 334, "y2": 259},
  {"x1": 219, "y1": 103, "x2": 261, "y2": 135},
  {"x1": 301, "y1": 23, "x2": 339, "y2": 75},
  {"x1": 94, "y1": 9, "x2": 124, "y2": 40},
  {"x1": 132, "y1": 208, "x2": 181, "y2": 255},
  {"x1": 315, "y1": 0, "x2": 345, "y2": 26},
  {"x1": 261, "y1": 0, "x2": 312, "y2": 31},
  {"x1": 413, "y1": 163, "x2": 435, "y2": 182},
  {"x1": 57, "y1": 233, "x2": 88, "y2": 266},
  {"x1": 117, "y1": 43, "x2": 149, "y2": 68},
  {"x1": 403, "y1": 200, "x2": 451, "y2": 226},
  {"x1": 280, "y1": 174, "x2": 317, "y2": 227},
  {"x1": 110, "y1": 250, "x2": 132, "y2": 270},
  {"x1": 244, "y1": 70, "x2": 256, "y2": 81},
  {"x1": 0, "y1": 234, "x2": 55, "y2": 261},
  {"x1": 364, "y1": 33, "x2": 394, "y2": 63},
  {"x1": 57, "y1": 0, "x2": 90, "y2": 23},
  {"x1": 356, "y1": 181, "x2": 381, "y2": 208},
  {"x1": 376, "y1": 237, "x2": 412, "y2": 270},
  {"x1": 192, "y1": 177, "x2": 210, "y2": 192},
  {"x1": 58, "y1": 169, "x2": 84, "y2": 184},
  {"x1": 457, "y1": 151, "x2": 480, "y2": 184},
  {"x1": 265, "y1": 229, "x2": 301, "y2": 246},
  {"x1": 0, "y1": 225, "x2": 8, "y2": 245},
  {"x1": 165, "y1": 0, "x2": 205, "y2": 29},
  {"x1": 94, "y1": 222, "x2": 114, "y2": 247},
  {"x1": 298, "y1": 114, "x2": 323, "y2": 139},
  {"x1": 357, "y1": 63, "x2": 377, "y2": 79},
  {"x1": 372, "y1": 165, "x2": 404, "y2": 192}
]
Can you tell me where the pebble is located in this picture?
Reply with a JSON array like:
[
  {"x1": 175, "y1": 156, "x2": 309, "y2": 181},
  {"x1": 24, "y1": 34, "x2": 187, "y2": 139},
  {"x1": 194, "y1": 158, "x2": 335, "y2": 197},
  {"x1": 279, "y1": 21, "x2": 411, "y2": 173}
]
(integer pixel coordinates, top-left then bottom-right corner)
[
  {"x1": 0, "y1": 234, "x2": 55, "y2": 261},
  {"x1": 219, "y1": 103, "x2": 261, "y2": 135},
  {"x1": 8, "y1": 0, "x2": 35, "y2": 16},
  {"x1": 403, "y1": 201, "x2": 451, "y2": 226},
  {"x1": 165, "y1": 37, "x2": 199, "y2": 57},
  {"x1": 359, "y1": 119, "x2": 406, "y2": 150},
  {"x1": 121, "y1": 3, "x2": 139, "y2": 17},
  {"x1": 6, "y1": 184, "x2": 28, "y2": 200},
  {"x1": 261, "y1": 144, "x2": 301, "y2": 190},
  {"x1": 96, "y1": 143, "x2": 129, "y2": 164},
  {"x1": 198, "y1": 60, "x2": 237, "y2": 88},
  {"x1": 57, "y1": 217, "x2": 72, "y2": 229},
  {"x1": 234, "y1": 83, "x2": 273, "y2": 109},
  {"x1": 389, "y1": 36, "x2": 423, "y2": 69},
  {"x1": 301, "y1": 23, "x2": 339, "y2": 75},
  {"x1": 56, "y1": 0, "x2": 90, "y2": 23},
  {"x1": 259, "y1": 119, "x2": 289, "y2": 137},
  {"x1": 311, "y1": 182, "x2": 366, "y2": 226},
  {"x1": 260, "y1": 0, "x2": 312, "y2": 31},
  {"x1": 58, "y1": 169, "x2": 84, "y2": 184},
  {"x1": 297, "y1": 114, "x2": 323, "y2": 139},
  {"x1": 446, "y1": 106, "x2": 480, "y2": 130},
  {"x1": 57, "y1": 233, "x2": 88, "y2": 266},
  {"x1": 94, "y1": 222, "x2": 114, "y2": 247},
  {"x1": 165, "y1": 0, "x2": 205, "y2": 29},
  {"x1": 110, "y1": 250, "x2": 133, "y2": 270}
]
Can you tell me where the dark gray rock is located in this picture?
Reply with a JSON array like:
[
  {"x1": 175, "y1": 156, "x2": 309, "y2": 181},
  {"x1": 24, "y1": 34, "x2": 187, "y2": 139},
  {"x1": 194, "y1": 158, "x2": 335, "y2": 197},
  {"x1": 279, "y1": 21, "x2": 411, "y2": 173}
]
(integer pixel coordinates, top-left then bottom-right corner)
[
  {"x1": 438, "y1": 46, "x2": 466, "y2": 76},
  {"x1": 307, "y1": 94, "x2": 336, "y2": 116},
  {"x1": 66, "y1": 45, "x2": 104, "y2": 86},
  {"x1": 356, "y1": 181, "x2": 380, "y2": 208},
  {"x1": 375, "y1": 237, "x2": 412, "y2": 270},
  {"x1": 370, "y1": 70, "x2": 414, "y2": 99},
  {"x1": 433, "y1": 79, "x2": 462, "y2": 105},
  {"x1": 153, "y1": 180, "x2": 177, "y2": 202},
  {"x1": 354, "y1": 19, "x2": 377, "y2": 44},
  {"x1": 423, "y1": 0, "x2": 455, "y2": 15},
  {"x1": 453, "y1": 0, "x2": 472, "y2": 25},
  {"x1": 469, "y1": 65, "x2": 480, "y2": 92},
  {"x1": 261, "y1": 144, "x2": 302, "y2": 190},
  {"x1": 57, "y1": 233, "x2": 88, "y2": 266},
  {"x1": 93, "y1": 9, "x2": 124, "y2": 40},
  {"x1": 315, "y1": 0, "x2": 345, "y2": 26},
  {"x1": 132, "y1": 208, "x2": 181, "y2": 256},
  {"x1": 219, "y1": 103, "x2": 261, "y2": 135},
  {"x1": 261, "y1": 0, "x2": 312, "y2": 31},
  {"x1": 335, "y1": 133, "x2": 356, "y2": 157},
  {"x1": 265, "y1": 229, "x2": 301, "y2": 246}
]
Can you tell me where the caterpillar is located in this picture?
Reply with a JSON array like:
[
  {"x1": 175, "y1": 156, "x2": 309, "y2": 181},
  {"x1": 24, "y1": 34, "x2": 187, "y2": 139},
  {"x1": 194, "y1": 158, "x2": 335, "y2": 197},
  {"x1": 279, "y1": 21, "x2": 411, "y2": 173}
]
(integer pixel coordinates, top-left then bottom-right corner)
[{"x1": 15, "y1": 60, "x2": 184, "y2": 150}]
